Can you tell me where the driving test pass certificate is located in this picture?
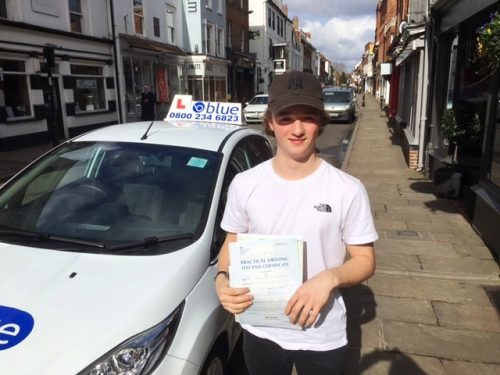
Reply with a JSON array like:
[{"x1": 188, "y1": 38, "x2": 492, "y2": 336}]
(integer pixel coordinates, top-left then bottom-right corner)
[{"x1": 229, "y1": 234, "x2": 304, "y2": 330}]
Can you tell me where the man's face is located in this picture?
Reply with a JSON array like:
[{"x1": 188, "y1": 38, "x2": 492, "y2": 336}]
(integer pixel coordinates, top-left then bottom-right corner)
[
  {"x1": 144, "y1": 85, "x2": 150, "y2": 92},
  {"x1": 268, "y1": 105, "x2": 321, "y2": 161}
]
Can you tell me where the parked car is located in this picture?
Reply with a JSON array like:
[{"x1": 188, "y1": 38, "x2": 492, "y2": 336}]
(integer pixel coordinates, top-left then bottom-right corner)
[
  {"x1": 323, "y1": 86, "x2": 356, "y2": 123},
  {"x1": 243, "y1": 94, "x2": 268, "y2": 123},
  {"x1": 0, "y1": 98, "x2": 274, "y2": 375}
]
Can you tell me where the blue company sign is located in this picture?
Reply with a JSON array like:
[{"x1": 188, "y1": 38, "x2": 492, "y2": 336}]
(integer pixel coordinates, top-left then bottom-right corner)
[
  {"x1": 0, "y1": 305, "x2": 34, "y2": 350},
  {"x1": 192, "y1": 101, "x2": 239, "y2": 116},
  {"x1": 166, "y1": 95, "x2": 242, "y2": 125}
]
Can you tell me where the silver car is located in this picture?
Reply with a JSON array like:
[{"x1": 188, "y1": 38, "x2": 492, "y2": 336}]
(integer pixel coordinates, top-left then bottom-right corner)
[{"x1": 323, "y1": 87, "x2": 356, "y2": 123}]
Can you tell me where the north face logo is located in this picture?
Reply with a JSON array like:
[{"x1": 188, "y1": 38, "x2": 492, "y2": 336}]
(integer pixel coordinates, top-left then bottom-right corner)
[
  {"x1": 288, "y1": 76, "x2": 304, "y2": 90},
  {"x1": 314, "y1": 203, "x2": 332, "y2": 213}
]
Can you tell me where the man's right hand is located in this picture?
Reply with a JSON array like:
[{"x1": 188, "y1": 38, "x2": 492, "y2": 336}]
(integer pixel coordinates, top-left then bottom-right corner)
[{"x1": 215, "y1": 277, "x2": 254, "y2": 314}]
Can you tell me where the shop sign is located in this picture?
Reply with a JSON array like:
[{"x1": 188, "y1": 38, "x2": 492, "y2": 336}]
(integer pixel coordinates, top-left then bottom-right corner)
[{"x1": 156, "y1": 69, "x2": 169, "y2": 103}]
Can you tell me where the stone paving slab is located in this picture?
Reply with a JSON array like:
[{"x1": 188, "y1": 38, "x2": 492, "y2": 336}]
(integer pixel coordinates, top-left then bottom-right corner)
[
  {"x1": 432, "y1": 301, "x2": 500, "y2": 332},
  {"x1": 418, "y1": 255, "x2": 499, "y2": 276},
  {"x1": 367, "y1": 274, "x2": 495, "y2": 304},
  {"x1": 454, "y1": 244, "x2": 498, "y2": 259},
  {"x1": 345, "y1": 349, "x2": 443, "y2": 375},
  {"x1": 442, "y1": 360, "x2": 500, "y2": 375},
  {"x1": 375, "y1": 253, "x2": 423, "y2": 272},
  {"x1": 382, "y1": 320, "x2": 500, "y2": 363}
]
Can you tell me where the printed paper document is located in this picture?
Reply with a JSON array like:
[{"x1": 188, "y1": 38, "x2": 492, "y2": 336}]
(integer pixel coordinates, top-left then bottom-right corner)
[{"x1": 229, "y1": 234, "x2": 304, "y2": 330}]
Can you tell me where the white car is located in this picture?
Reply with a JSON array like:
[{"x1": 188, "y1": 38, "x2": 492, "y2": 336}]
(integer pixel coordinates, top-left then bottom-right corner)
[
  {"x1": 0, "y1": 97, "x2": 274, "y2": 375},
  {"x1": 243, "y1": 94, "x2": 268, "y2": 123}
]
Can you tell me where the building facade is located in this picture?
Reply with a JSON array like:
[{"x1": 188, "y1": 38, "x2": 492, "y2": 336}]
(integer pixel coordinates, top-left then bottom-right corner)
[
  {"x1": 427, "y1": 0, "x2": 499, "y2": 258},
  {"x1": 113, "y1": 0, "x2": 186, "y2": 122},
  {"x1": 1, "y1": 0, "x2": 337, "y2": 151},
  {"x1": 226, "y1": 0, "x2": 255, "y2": 104},
  {"x1": 0, "y1": 0, "x2": 118, "y2": 150}
]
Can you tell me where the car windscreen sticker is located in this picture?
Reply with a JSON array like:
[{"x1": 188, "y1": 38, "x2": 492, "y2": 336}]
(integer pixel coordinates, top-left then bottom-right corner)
[
  {"x1": 0, "y1": 305, "x2": 34, "y2": 350},
  {"x1": 166, "y1": 95, "x2": 242, "y2": 125},
  {"x1": 187, "y1": 157, "x2": 208, "y2": 168}
]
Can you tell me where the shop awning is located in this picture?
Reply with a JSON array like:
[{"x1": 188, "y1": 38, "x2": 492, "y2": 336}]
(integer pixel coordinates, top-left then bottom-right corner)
[{"x1": 120, "y1": 34, "x2": 185, "y2": 56}]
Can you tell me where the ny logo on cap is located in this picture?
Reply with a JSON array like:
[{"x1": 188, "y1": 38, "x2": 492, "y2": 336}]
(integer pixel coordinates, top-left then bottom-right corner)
[{"x1": 288, "y1": 76, "x2": 304, "y2": 90}]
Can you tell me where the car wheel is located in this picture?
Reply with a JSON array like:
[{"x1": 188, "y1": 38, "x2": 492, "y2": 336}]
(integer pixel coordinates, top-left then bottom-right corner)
[{"x1": 201, "y1": 342, "x2": 227, "y2": 375}]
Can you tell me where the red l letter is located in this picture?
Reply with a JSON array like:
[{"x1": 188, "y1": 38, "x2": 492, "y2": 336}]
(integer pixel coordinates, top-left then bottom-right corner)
[{"x1": 176, "y1": 98, "x2": 186, "y2": 109}]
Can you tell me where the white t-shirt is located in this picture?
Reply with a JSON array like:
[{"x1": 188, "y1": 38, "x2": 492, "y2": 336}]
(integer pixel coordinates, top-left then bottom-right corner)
[{"x1": 221, "y1": 159, "x2": 378, "y2": 351}]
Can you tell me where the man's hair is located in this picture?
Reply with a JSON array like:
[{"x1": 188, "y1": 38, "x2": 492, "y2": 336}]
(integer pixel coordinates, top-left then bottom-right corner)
[{"x1": 262, "y1": 108, "x2": 330, "y2": 136}]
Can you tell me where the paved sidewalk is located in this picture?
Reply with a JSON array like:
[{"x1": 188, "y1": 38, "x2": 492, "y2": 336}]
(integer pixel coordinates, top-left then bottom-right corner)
[{"x1": 341, "y1": 94, "x2": 500, "y2": 374}]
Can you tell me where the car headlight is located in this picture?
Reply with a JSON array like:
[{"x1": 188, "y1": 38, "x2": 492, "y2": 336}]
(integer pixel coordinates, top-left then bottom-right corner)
[{"x1": 77, "y1": 302, "x2": 184, "y2": 375}]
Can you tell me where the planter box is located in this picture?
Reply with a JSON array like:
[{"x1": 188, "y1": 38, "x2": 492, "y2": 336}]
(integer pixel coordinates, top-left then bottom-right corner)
[{"x1": 433, "y1": 167, "x2": 461, "y2": 199}]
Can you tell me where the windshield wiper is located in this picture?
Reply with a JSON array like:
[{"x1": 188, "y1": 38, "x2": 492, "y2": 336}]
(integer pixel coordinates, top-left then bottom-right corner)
[
  {"x1": 106, "y1": 233, "x2": 194, "y2": 253},
  {"x1": 0, "y1": 228, "x2": 105, "y2": 249}
]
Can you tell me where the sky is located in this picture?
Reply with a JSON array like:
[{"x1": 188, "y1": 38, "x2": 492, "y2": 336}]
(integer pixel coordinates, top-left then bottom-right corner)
[{"x1": 284, "y1": 0, "x2": 378, "y2": 71}]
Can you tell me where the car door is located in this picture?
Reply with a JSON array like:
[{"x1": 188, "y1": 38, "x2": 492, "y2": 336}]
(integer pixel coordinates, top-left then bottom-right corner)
[{"x1": 210, "y1": 136, "x2": 274, "y2": 262}]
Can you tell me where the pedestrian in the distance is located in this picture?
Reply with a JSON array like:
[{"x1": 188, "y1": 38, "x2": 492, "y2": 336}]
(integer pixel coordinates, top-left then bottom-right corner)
[
  {"x1": 141, "y1": 84, "x2": 156, "y2": 121},
  {"x1": 214, "y1": 71, "x2": 378, "y2": 375}
]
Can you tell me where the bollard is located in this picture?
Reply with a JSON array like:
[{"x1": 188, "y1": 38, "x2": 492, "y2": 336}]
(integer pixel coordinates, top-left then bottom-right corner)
[{"x1": 362, "y1": 93, "x2": 365, "y2": 107}]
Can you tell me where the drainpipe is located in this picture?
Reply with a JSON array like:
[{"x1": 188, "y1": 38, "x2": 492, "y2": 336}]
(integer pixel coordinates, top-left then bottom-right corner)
[
  {"x1": 417, "y1": 0, "x2": 431, "y2": 171},
  {"x1": 109, "y1": 0, "x2": 124, "y2": 123}
]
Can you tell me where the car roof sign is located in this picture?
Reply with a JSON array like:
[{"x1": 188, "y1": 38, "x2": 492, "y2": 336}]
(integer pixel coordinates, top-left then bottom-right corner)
[{"x1": 166, "y1": 95, "x2": 242, "y2": 125}]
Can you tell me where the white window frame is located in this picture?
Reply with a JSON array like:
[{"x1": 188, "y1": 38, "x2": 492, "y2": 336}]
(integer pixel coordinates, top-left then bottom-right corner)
[
  {"x1": 217, "y1": 0, "x2": 222, "y2": 14},
  {"x1": 166, "y1": 5, "x2": 176, "y2": 44},
  {"x1": 205, "y1": 22, "x2": 213, "y2": 54},
  {"x1": 216, "y1": 26, "x2": 224, "y2": 57},
  {"x1": 206, "y1": 0, "x2": 212, "y2": 10},
  {"x1": 240, "y1": 27, "x2": 245, "y2": 51},
  {"x1": 226, "y1": 20, "x2": 232, "y2": 48},
  {"x1": 68, "y1": 0, "x2": 83, "y2": 33}
]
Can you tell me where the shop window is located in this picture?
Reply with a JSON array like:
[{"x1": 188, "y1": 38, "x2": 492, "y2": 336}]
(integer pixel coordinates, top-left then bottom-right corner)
[
  {"x1": 133, "y1": 0, "x2": 144, "y2": 35},
  {"x1": 68, "y1": 0, "x2": 82, "y2": 32},
  {"x1": 217, "y1": 0, "x2": 222, "y2": 14},
  {"x1": 123, "y1": 58, "x2": 153, "y2": 115},
  {"x1": 70, "y1": 65, "x2": 106, "y2": 113},
  {"x1": 188, "y1": 76, "x2": 203, "y2": 101},
  {"x1": 0, "y1": 59, "x2": 32, "y2": 119},
  {"x1": 206, "y1": 0, "x2": 212, "y2": 10}
]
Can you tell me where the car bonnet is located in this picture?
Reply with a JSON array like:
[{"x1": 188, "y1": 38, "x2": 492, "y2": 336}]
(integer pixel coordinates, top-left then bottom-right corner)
[{"x1": 0, "y1": 240, "x2": 207, "y2": 374}]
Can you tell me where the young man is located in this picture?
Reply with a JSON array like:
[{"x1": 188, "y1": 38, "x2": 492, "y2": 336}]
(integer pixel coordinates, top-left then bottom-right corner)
[{"x1": 215, "y1": 71, "x2": 378, "y2": 375}]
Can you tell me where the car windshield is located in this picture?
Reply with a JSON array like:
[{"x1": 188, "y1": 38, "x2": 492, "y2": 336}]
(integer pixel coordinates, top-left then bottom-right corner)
[
  {"x1": 0, "y1": 142, "x2": 220, "y2": 254},
  {"x1": 323, "y1": 91, "x2": 352, "y2": 103},
  {"x1": 248, "y1": 96, "x2": 268, "y2": 105}
]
